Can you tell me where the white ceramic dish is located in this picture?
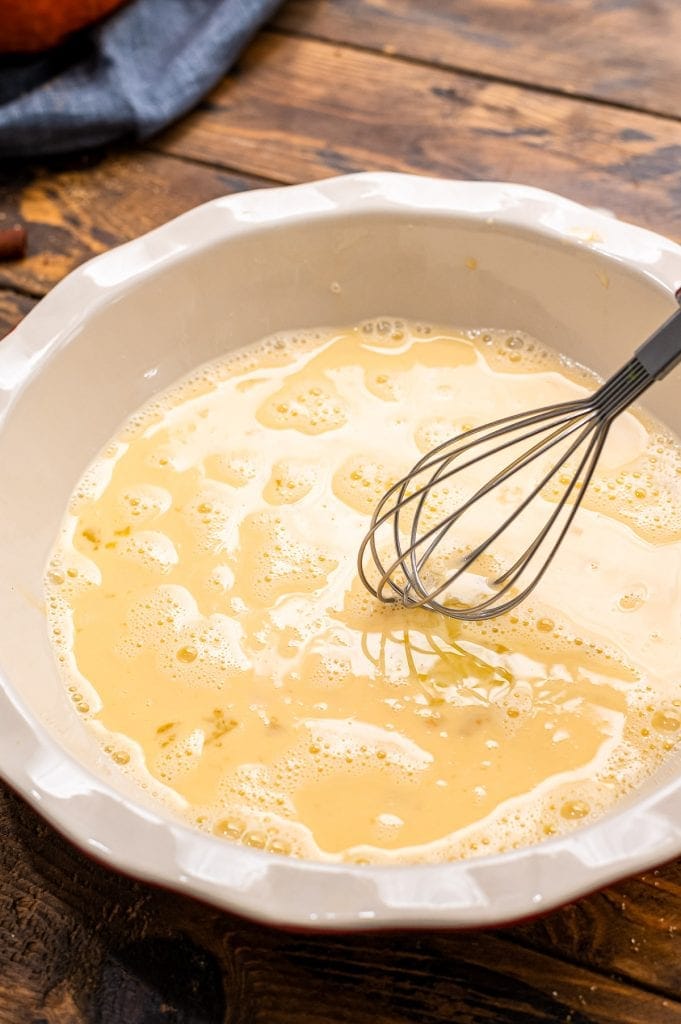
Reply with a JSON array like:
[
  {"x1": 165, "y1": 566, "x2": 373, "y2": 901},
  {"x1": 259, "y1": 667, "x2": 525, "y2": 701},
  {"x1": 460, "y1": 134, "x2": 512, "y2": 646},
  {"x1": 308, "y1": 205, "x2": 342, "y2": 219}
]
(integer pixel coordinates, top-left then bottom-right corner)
[{"x1": 2, "y1": 172, "x2": 681, "y2": 931}]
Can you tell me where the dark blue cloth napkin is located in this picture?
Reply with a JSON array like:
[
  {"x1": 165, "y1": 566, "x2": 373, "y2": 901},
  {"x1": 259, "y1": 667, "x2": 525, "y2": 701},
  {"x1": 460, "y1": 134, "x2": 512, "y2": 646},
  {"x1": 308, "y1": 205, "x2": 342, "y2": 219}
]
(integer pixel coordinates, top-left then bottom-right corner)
[{"x1": 0, "y1": 0, "x2": 283, "y2": 158}]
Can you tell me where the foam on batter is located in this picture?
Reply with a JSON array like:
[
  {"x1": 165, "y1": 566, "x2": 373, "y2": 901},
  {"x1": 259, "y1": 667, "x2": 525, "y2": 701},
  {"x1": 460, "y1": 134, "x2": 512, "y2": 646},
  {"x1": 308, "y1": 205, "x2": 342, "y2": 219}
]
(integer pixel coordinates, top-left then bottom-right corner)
[{"x1": 44, "y1": 318, "x2": 681, "y2": 863}]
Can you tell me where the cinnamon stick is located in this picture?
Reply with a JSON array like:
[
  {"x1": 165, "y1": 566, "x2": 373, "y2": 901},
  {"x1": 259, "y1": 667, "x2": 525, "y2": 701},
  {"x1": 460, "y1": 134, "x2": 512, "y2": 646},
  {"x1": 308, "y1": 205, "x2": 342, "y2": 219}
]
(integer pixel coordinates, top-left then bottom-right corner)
[{"x1": 0, "y1": 225, "x2": 27, "y2": 262}]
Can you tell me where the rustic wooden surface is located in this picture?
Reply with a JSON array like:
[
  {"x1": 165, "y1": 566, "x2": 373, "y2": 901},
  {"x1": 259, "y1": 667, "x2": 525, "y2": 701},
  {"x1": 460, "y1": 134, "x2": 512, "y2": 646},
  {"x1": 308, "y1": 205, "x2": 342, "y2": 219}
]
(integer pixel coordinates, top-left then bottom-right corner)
[{"x1": 1, "y1": 1, "x2": 681, "y2": 1021}]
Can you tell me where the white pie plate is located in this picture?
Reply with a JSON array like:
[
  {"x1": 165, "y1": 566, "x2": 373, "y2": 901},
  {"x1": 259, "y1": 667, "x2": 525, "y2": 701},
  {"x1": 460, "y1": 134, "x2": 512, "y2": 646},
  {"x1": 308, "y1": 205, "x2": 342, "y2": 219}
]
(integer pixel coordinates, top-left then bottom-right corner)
[{"x1": 1, "y1": 172, "x2": 681, "y2": 930}]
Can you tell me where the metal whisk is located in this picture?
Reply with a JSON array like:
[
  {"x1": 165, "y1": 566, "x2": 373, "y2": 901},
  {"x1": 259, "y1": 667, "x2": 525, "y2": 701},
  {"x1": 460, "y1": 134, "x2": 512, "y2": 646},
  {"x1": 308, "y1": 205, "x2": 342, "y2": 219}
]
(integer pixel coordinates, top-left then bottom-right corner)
[{"x1": 358, "y1": 307, "x2": 681, "y2": 622}]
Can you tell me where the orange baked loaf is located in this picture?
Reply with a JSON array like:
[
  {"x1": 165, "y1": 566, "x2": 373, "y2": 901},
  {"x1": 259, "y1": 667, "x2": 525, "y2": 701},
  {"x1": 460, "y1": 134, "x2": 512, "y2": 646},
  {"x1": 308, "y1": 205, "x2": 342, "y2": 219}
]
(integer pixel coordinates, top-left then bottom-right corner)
[{"x1": 0, "y1": 0, "x2": 128, "y2": 52}]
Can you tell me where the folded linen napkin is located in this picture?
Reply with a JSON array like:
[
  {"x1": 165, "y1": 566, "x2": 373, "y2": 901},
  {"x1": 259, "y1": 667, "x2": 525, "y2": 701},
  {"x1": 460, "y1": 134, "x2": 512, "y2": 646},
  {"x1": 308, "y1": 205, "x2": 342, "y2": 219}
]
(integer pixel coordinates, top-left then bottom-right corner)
[{"x1": 0, "y1": 0, "x2": 282, "y2": 157}]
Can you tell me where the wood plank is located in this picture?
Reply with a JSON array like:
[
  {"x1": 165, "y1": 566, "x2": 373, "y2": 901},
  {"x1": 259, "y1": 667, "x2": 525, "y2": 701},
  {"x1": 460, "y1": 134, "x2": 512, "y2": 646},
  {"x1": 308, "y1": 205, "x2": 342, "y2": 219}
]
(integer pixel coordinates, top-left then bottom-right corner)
[
  {"x1": 3, "y1": 37, "x2": 679, "y2": 300},
  {"x1": 275, "y1": 0, "x2": 681, "y2": 119},
  {"x1": 0, "y1": 153, "x2": 271, "y2": 297},
  {"x1": 0, "y1": 289, "x2": 34, "y2": 340},
  {"x1": 514, "y1": 862, "x2": 681, "y2": 999},
  {"x1": 1, "y1": 782, "x2": 680, "y2": 1024},
  {"x1": 157, "y1": 34, "x2": 681, "y2": 244}
]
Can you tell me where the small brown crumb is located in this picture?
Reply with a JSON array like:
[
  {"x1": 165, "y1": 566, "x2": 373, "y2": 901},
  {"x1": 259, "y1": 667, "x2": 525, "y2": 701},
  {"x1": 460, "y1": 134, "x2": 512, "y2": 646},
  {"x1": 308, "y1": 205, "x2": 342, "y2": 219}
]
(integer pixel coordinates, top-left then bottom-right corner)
[{"x1": 0, "y1": 224, "x2": 27, "y2": 262}]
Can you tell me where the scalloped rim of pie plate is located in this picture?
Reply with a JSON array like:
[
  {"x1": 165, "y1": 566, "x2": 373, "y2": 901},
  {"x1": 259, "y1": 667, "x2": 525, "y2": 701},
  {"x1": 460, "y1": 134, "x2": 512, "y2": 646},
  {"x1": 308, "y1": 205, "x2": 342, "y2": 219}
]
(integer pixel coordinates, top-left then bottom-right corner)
[{"x1": 2, "y1": 172, "x2": 681, "y2": 931}]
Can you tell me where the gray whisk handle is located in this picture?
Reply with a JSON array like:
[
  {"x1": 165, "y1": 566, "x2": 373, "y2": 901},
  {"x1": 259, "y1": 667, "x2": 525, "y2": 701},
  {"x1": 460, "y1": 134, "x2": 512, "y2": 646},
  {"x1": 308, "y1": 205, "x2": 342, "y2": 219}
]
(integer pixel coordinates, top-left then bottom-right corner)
[{"x1": 634, "y1": 307, "x2": 681, "y2": 380}]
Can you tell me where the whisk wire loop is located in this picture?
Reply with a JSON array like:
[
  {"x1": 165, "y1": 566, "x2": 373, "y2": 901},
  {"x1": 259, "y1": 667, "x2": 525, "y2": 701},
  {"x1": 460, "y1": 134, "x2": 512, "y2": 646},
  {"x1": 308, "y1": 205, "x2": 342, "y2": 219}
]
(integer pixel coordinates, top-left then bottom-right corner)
[
  {"x1": 457, "y1": 422, "x2": 612, "y2": 620},
  {"x1": 397, "y1": 416, "x2": 609, "y2": 617},
  {"x1": 360, "y1": 307, "x2": 681, "y2": 621},
  {"x1": 365, "y1": 400, "x2": 599, "y2": 607},
  {"x1": 398, "y1": 412, "x2": 596, "y2": 608},
  {"x1": 358, "y1": 333, "x2": 681, "y2": 621}
]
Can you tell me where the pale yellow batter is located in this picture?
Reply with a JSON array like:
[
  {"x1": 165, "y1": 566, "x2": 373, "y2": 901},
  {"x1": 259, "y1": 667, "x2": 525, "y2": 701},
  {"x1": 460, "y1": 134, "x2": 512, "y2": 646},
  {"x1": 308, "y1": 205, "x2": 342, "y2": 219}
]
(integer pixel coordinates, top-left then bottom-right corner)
[{"x1": 44, "y1": 319, "x2": 681, "y2": 863}]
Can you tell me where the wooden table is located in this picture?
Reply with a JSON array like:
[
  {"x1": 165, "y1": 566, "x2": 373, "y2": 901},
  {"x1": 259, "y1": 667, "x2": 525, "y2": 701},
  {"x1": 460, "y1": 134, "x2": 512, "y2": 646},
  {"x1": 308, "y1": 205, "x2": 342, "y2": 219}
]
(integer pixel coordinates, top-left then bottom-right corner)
[{"x1": 2, "y1": 3, "x2": 681, "y2": 1021}]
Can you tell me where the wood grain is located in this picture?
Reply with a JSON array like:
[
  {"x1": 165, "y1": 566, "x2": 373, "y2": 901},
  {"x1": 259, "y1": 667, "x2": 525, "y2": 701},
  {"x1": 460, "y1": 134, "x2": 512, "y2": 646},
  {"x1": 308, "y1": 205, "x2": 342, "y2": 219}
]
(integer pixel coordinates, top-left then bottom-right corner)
[
  {"x1": 516, "y1": 866, "x2": 681, "y2": 999},
  {"x1": 0, "y1": 153, "x2": 270, "y2": 297},
  {"x1": 1, "y1": 781, "x2": 681, "y2": 1024},
  {"x1": 157, "y1": 33, "x2": 681, "y2": 243},
  {"x1": 0, "y1": 288, "x2": 34, "y2": 338},
  {"x1": 2, "y1": 35, "x2": 679, "y2": 303},
  {"x1": 275, "y1": 0, "x2": 681, "y2": 119}
]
